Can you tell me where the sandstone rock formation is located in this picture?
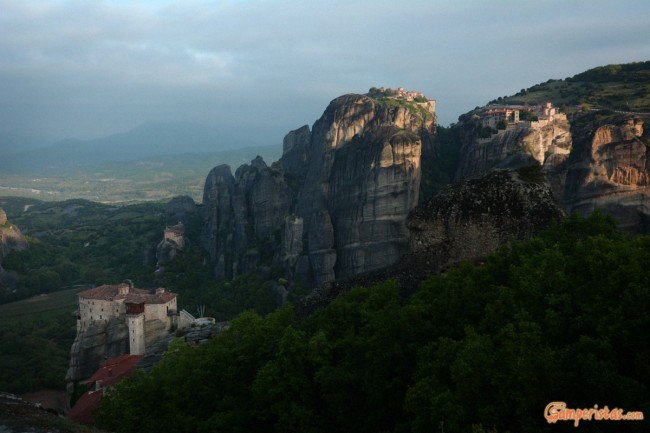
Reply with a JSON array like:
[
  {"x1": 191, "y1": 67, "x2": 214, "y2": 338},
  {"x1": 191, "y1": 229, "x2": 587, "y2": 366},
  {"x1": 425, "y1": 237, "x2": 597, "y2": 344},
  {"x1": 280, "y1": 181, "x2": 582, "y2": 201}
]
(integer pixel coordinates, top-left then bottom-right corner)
[
  {"x1": 559, "y1": 115, "x2": 650, "y2": 232},
  {"x1": 201, "y1": 93, "x2": 435, "y2": 286},
  {"x1": 296, "y1": 168, "x2": 564, "y2": 316},
  {"x1": 409, "y1": 169, "x2": 564, "y2": 271},
  {"x1": 65, "y1": 318, "x2": 129, "y2": 387},
  {"x1": 453, "y1": 108, "x2": 650, "y2": 233},
  {"x1": 455, "y1": 115, "x2": 572, "y2": 180},
  {"x1": 0, "y1": 208, "x2": 28, "y2": 287}
]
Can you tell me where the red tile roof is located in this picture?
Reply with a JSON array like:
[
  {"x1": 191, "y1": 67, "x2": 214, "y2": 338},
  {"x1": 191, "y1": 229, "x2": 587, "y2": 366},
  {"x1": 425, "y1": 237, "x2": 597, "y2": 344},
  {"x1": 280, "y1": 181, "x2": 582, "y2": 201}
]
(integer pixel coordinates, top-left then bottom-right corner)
[
  {"x1": 124, "y1": 291, "x2": 176, "y2": 305},
  {"x1": 69, "y1": 354, "x2": 144, "y2": 425},
  {"x1": 79, "y1": 284, "x2": 176, "y2": 304},
  {"x1": 78, "y1": 284, "x2": 148, "y2": 300},
  {"x1": 82, "y1": 354, "x2": 144, "y2": 388},
  {"x1": 67, "y1": 390, "x2": 102, "y2": 425}
]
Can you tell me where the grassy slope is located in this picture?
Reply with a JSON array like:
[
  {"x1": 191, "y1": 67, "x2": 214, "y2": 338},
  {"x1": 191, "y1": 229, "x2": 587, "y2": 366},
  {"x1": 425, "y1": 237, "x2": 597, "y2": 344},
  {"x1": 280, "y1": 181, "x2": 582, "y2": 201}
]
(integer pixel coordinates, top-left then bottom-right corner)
[
  {"x1": 0, "y1": 289, "x2": 82, "y2": 393},
  {"x1": 491, "y1": 60, "x2": 650, "y2": 111},
  {"x1": 0, "y1": 287, "x2": 81, "y2": 320}
]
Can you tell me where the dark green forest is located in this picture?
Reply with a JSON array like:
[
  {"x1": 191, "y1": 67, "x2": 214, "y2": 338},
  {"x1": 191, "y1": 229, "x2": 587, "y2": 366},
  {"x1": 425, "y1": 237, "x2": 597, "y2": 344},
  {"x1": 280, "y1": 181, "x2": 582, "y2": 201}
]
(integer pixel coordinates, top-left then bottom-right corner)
[
  {"x1": 0, "y1": 197, "x2": 277, "y2": 393},
  {"x1": 0, "y1": 198, "x2": 164, "y2": 304},
  {"x1": 96, "y1": 213, "x2": 649, "y2": 433}
]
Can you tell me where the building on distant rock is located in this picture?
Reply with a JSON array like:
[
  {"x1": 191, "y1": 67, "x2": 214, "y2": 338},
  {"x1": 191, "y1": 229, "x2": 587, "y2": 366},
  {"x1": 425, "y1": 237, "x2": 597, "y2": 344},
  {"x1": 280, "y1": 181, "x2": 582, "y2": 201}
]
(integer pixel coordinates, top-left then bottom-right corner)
[
  {"x1": 371, "y1": 86, "x2": 436, "y2": 108},
  {"x1": 480, "y1": 102, "x2": 564, "y2": 130},
  {"x1": 163, "y1": 222, "x2": 185, "y2": 249},
  {"x1": 154, "y1": 222, "x2": 187, "y2": 274},
  {"x1": 481, "y1": 108, "x2": 520, "y2": 129}
]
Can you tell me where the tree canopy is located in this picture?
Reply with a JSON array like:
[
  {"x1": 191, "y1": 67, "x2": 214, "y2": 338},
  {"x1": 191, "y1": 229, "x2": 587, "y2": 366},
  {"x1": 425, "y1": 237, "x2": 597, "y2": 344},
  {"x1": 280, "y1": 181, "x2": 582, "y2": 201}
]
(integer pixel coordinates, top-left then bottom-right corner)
[{"x1": 96, "y1": 213, "x2": 649, "y2": 433}]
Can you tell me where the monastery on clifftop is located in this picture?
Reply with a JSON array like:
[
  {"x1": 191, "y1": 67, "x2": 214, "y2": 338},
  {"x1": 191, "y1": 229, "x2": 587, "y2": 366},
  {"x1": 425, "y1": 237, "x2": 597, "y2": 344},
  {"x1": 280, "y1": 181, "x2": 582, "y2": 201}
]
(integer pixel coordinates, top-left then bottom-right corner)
[{"x1": 76, "y1": 281, "x2": 194, "y2": 355}]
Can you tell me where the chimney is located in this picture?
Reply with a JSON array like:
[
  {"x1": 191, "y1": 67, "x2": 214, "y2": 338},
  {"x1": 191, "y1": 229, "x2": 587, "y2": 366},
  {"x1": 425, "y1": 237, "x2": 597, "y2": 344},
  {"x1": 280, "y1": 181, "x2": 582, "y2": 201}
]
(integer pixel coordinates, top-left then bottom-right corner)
[
  {"x1": 120, "y1": 279, "x2": 134, "y2": 295},
  {"x1": 156, "y1": 288, "x2": 165, "y2": 295}
]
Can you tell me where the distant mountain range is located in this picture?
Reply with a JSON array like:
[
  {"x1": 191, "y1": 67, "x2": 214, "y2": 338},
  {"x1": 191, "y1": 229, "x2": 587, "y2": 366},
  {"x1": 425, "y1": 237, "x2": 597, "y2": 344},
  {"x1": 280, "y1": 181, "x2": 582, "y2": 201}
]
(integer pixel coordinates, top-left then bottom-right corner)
[{"x1": 0, "y1": 121, "x2": 257, "y2": 173}]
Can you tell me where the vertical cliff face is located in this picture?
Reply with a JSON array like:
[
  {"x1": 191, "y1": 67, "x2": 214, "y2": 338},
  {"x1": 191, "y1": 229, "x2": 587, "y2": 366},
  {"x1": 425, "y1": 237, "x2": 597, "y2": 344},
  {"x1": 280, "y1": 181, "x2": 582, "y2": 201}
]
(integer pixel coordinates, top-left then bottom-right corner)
[
  {"x1": 455, "y1": 116, "x2": 572, "y2": 180},
  {"x1": 560, "y1": 115, "x2": 650, "y2": 232},
  {"x1": 200, "y1": 158, "x2": 293, "y2": 279},
  {"x1": 453, "y1": 108, "x2": 650, "y2": 233},
  {"x1": 65, "y1": 318, "x2": 129, "y2": 386},
  {"x1": 201, "y1": 93, "x2": 435, "y2": 286}
]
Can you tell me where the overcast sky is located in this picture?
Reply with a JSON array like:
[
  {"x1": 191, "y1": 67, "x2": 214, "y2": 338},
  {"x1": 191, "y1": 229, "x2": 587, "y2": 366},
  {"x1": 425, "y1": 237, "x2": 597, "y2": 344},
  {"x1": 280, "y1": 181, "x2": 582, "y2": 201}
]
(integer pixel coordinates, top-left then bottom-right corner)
[{"x1": 2, "y1": 0, "x2": 650, "y2": 150}]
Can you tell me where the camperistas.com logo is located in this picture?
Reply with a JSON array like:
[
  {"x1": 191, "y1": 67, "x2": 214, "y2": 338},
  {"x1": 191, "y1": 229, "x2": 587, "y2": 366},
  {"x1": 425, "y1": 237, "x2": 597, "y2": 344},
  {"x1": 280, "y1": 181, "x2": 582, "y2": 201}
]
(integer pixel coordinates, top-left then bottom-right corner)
[{"x1": 545, "y1": 401, "x2": 644, "y2": 427}]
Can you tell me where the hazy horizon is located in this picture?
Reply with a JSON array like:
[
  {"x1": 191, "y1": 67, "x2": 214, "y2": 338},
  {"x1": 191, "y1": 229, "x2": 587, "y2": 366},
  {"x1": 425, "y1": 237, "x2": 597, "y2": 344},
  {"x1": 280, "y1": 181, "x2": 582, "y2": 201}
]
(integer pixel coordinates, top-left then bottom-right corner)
[{"x1": 2, "y1": 0, "x2": 650, "y2": 152}]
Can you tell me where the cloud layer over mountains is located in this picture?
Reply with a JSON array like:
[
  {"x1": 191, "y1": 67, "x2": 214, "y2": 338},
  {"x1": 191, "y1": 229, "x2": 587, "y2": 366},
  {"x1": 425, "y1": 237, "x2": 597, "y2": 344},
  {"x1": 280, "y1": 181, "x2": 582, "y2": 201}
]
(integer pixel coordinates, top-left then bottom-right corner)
[{"x1": 2, "y1": 0, "x2": 650, "y2": 152}]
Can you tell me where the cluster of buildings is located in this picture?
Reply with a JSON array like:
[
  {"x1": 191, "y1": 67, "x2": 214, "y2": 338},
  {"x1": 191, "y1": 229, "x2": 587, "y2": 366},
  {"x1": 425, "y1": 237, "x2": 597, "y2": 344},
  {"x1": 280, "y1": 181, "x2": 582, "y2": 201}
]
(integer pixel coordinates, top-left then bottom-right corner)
[
  {"x1": 69, "y1": 281, "x2": 197, "y2": 424},
  {"x1": 480, "y1": 102, "x2": 563, "y2": 129},
  {"x1": 76, "y1": 281, "x2": 194, "y2": 355},
  {"x1": 376, "y1": 86, "x2": 431, "y2": 102}
]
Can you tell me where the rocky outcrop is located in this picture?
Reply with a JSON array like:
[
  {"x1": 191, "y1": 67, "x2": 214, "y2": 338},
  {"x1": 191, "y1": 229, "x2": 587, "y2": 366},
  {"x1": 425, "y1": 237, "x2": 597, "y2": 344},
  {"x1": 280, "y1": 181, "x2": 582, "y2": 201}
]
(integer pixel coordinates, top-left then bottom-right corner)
[
  {"x1": 201, "y1": 93, "x2": 435, "y2": 286},
  {"x1": 0, "y1": 208, "x2": 28, "y2": 287},
  {"x1": 1, "y1": 392, "x2": 78, "y2": 432},
  {"x1": 296, "y1": 168, "x2": 564, "y2": 316},
  {"x1": 65, "y1": 318, "x2": 129, "y2": 386},
  {"x1": 137, "y1": 321, "x2": 231, "y2": 372},
  {"x1": 147, "y1": 196, "x2": 198, "y2": 272},
  {"x1": 453, "y1": 108, "x2": 650, "y2": 233},
  {"x1": 455, "y1": 116, "x2": 572, "y2": 180},
  {"x1": 156, "y1": 223, "x2": 187, "y2": 267},
  {"x1": 560, "y1": 115, "x2": 650, "y2": 232},
  {"x1": 164, "y1": 195, "x2": 197, "y2": 226},
  {"x1": 200, "y1": 159, "x2": 293, "y2": 279},
  {"x1": 0, "y1": 209, "x2": 28, "y2": 258},
  {"x1": 409, "y1": 169, "x2": 564, "y2": 270}
]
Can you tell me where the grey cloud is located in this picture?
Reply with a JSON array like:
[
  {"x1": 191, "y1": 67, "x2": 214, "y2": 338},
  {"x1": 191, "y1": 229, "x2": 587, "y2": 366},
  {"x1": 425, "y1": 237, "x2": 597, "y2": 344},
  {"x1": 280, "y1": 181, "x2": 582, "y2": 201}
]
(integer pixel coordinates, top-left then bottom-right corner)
[{"x1": 1, "y1": 0, "x2": 650, "y2": 151}]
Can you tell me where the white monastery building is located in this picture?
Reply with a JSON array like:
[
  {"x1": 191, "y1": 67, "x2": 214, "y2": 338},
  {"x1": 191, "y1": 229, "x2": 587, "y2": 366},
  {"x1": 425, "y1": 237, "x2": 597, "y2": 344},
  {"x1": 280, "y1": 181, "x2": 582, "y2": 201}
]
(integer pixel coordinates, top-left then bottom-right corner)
[{"x1": 77, "y1": 282, "x2": 193, "y2": 355}]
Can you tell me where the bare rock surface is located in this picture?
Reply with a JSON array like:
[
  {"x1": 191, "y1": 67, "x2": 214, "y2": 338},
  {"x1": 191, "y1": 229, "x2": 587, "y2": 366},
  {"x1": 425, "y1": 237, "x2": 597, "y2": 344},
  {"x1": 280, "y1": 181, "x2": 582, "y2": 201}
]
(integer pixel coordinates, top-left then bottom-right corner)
[
  {"x1": 200, "y1": 92, "x2": 435, "y2": 286},
  {"x1": 297, "y1": 169, "x2": 564, "y2": 316},
  {"x1": 560, "y1": 115, "x2": 650, "y2": 232},
  {"x1": 65, "y1": 318, "x2": 129, "y2": 386}
]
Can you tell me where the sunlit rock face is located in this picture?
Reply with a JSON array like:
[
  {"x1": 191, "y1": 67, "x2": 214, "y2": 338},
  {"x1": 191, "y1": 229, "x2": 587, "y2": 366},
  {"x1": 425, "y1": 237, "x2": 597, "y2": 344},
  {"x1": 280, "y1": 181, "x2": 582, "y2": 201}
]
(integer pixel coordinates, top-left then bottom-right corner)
[
  {"x1": 201, "y1": 93, "x2": 435, "y2": 285},
  {"x1": 561, "y1": 116, "x2": 650, "y2": 232},
  {"x1": 454, "y1": 108, "x2": 650, "y2": 233},
  {"x1": 455, "y1": 115, "x2": 572, "y2": 180}
]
